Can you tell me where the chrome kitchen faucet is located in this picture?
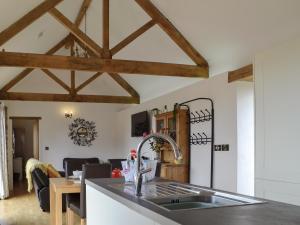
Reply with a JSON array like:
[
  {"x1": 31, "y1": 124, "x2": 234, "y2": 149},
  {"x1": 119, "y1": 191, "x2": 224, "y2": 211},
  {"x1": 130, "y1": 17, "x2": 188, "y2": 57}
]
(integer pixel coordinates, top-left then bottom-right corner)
[{"x1": 134, "y1": 133, "x2": 182, "y2": 196}]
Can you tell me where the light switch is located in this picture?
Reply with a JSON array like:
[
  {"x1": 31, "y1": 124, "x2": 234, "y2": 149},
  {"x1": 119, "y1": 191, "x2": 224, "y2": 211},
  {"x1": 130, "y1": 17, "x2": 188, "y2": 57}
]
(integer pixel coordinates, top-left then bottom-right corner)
[
  {"x1": 214, "y1": 145, "x2": 222, "y2": 151},
  {"x1": 221, "y1": 144, "x2": 229, "y2": 151}
]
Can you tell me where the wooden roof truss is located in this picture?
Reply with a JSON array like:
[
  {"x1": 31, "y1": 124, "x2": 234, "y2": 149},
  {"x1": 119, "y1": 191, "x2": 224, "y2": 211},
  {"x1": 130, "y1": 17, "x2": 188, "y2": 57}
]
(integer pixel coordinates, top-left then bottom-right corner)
[{"x1": 0, "y1": 0, "x2": 209, "y2": 104}]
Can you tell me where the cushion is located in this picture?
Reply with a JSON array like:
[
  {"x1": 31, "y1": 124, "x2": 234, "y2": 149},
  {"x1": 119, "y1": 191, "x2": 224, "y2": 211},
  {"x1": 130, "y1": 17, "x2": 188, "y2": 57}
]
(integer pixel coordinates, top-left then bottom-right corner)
[{"x1": 47, "y1": 164, "x2": 62, "y2": 178}]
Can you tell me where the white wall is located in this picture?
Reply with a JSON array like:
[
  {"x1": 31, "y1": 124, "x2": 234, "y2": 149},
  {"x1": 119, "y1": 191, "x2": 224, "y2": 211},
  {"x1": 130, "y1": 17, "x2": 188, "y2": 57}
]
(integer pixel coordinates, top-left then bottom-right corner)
[
  {"x1": 4, "y1": 73, "x2": 255, "y2": 194},
  {"x1": 255, "y1": 36, "x2": 300, "y2": 205},
  {"x1": 116, "y1": 73, "x2": 240, "y2": 192},
  {"x1": 5, "y1": 101, "x2": 124, "y2": 189},
  {"x1": 236, "y1": 82, "x2": 254, "y2": 196}
]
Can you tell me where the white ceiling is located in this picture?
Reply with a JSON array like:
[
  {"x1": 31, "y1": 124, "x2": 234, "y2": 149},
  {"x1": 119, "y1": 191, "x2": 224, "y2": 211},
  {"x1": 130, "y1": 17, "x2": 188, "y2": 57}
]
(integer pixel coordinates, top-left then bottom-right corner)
[{"x1": 0, "y1": 0, "x2": 300, "y2": 102}]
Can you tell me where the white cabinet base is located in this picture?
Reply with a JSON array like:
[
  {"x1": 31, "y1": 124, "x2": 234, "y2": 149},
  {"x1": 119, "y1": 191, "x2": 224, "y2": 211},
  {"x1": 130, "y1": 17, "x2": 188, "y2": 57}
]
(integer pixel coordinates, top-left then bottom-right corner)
[{"x1": 86, "y1": 185, "x2": 171, "y2": 225}]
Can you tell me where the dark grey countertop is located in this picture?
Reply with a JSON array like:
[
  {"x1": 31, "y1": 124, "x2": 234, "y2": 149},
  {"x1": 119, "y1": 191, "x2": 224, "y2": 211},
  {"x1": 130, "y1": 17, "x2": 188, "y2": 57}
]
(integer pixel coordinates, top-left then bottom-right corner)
[{"x1": 86, "y1": 178, "x2": 300, "y2": 225}]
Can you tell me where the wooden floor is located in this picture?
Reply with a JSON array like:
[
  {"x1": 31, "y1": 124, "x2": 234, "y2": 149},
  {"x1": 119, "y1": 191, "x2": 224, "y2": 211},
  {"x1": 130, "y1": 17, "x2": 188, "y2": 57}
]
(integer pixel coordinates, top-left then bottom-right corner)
[{"x1": 0, "y1": 181, "x2": 81, "y2": 225}]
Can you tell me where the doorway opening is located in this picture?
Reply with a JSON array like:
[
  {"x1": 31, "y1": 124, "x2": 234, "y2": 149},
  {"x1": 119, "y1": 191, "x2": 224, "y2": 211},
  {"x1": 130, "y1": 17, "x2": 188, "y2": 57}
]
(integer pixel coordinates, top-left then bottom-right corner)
[{"x1": 10, "y1": 117, "x2": 40, "y2": 190}]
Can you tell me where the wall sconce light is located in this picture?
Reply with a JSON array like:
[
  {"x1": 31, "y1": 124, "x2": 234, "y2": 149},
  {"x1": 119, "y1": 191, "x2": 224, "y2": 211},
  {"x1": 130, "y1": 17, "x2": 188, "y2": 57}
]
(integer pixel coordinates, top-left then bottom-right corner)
[{"x1": 65, "y1": 112, "x2": 73, "y2": 119}]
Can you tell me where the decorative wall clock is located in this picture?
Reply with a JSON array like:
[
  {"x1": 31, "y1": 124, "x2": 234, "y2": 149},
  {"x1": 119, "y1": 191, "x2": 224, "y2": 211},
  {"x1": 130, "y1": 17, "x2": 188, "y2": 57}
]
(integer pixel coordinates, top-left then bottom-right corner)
[{"x1": 68, "y1": 118, "x2": 97, "y2": 147}]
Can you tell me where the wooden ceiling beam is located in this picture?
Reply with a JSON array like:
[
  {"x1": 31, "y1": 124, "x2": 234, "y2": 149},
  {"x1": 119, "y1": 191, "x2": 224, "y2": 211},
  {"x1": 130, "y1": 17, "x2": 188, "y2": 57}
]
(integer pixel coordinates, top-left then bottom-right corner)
[
  {"x1": 0, "y1": 51, "x2": 208, "y2": 78},
  {"x1": 41, "y1": 69, "x2": 71, "y2": 92},
  {"x1": 135, "y1": 0, "x2": 208, "y2": 68},
  {"x1": 46, "y1": 35, "x2": 71, "y2": 55},
  {"x1": 2, "y1": 1, "x2": 91, "y2": 95},
  {"x1": 0, "y1": 36, "x2": 69, "y2": 92},
  {"x1": 75, "y1": 0, "x2": 92, "y2": 27},
  {"x1": 49, "y1": 8, "x2": 103, "y2": 57},
  {"x1": 1, "y1": 68, "x2": 34, "y2": 92},
  {"x1": 72, "y1": 38, "x2": 140, "y2": 98},
  {"x1": 75, "y1": 72, "x2": 103, "y2": 93},
  {"x1": 0, "y1": 92, "x2": 139, "y2": 104},
  {"x1": 228, "y1": 64, "x2": 253, "y2": 83},
  {"x1": 71, "y1": 70, "x2": 76, "y2": 92},
  {"x1": 102, "y1": 0, "x2": 110, "y2": 56},
  {"x1": 111, "y1": 20, "x2": 156, "y2": 56},
  {"x1": 73, "y1": 38, "x2": 140, "y2": 98},
  {"x1": 108, "y1": 73, "x2": 139, "y2": 98},
  {"x1": 0, "y1": 0, "x2": 63, "y2": 46},
  {"x1": 65, "y1": 0, "x2": 92, "y2": 49}
]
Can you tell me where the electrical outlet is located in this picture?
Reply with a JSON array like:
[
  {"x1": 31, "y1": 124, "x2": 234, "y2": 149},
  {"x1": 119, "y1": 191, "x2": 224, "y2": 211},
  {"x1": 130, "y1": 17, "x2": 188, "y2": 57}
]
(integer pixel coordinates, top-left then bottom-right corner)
[
  {"x1": 214, "y1": 145, "x2": 222, "y2": 151},
  {"x1": 222, "y1": 144, "x2": 229, "y2": 151}
]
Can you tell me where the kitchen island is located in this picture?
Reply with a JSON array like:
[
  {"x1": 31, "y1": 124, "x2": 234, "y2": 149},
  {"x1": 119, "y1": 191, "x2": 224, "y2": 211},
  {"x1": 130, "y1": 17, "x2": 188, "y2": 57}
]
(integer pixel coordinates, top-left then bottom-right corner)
[{"x1": 86, "y1": 178, "x2": 300, "y2": 225}]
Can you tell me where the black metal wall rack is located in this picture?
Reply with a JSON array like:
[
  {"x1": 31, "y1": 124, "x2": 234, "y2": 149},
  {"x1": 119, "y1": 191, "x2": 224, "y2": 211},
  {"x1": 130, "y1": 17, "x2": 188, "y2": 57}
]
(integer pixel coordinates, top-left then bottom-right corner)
[{"x1": 174, "y1": 98, "x2": 215, "y2": 188}]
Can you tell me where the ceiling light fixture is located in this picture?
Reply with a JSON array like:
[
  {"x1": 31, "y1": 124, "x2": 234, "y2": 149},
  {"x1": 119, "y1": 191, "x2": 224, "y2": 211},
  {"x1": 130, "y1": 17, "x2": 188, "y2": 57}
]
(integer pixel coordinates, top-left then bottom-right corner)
[{"x1": 73, "y1": 7, "x2": 89, "y2": 58}]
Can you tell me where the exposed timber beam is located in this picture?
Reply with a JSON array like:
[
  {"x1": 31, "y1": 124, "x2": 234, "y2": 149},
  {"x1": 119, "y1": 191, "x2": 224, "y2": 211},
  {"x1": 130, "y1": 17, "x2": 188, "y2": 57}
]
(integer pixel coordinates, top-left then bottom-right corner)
[
  {"x1": 111, "y1": 20, "x2": 155, "y2": 56},
  {"x1": 102, "y1": 0, "x2": 110, "y2": 57},
  {"x1": 68, "y1": 37, "x2": 141, "y2": 99},
  {"x1": 135, "y1": 0, "x2": 208, "y2": 68},
  {"x1": 49, "y1": 8, "x2": 103, "y2": 57},
  {"x1": 1, "y1": 68, "x2": 33, "y2": 92},
  {"x1": 0, "y1": 52, "x2": 208, "y2": 78},
  {"x1": 75, "y1": 0, "x2": 92, "y2": 27},
  {"x1": 41, "y1": 69, "x2": 71, "y2": 92},
  {"x1": 73, "y1": 38, "x2": 140, "y2": 98},
  {"x1": 1, "y1": 0, "x2": 89, "y2": 93},
  {"x1": 0, "y1": 36, "x2": 69, "y2": 92},
  {"x1": 75, "y1": 72, "x2": 103, "y2": 93},
  {"x1": 47, "y1": 35, "x2": 71, "y2": 55},
  {"x1": 0, "y1": 92, "x2": 139, "y2": 104},
  {"x1": 228, "y1": 64, "x2": 253, "y2": 83},
  {"x1": 0, "y1": 0, "x2": 63, "y2": 46},
  {"x1": 65, "y1": 0, "x2": 92, "y2": 49},
  {"x1": 108, "y1": 73, "x2": 139, "y2": 98},
  {"x1": 71, "y1": 71, "x2": 76, "y2": 92}
]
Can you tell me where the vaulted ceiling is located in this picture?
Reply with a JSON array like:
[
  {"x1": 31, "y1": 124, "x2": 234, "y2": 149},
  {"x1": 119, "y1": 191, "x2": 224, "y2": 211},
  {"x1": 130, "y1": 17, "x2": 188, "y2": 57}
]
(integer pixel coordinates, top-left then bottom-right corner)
[{"x1": 1, "y1": 0, "x2": 300, "y2": 103}]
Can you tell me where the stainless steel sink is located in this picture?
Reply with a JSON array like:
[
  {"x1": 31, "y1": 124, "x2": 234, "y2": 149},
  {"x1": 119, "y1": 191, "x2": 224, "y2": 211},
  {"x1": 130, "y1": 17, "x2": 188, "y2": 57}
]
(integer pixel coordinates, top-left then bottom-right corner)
[
  {"x1": 110, "y1": 182, "x2": 211, "y2": 198},
  {"x1": 109, "y1": 182, "x2": 264, "y2": 211},
  {"x1": 145, "y1": 194, "x2": 247, "y2": 211}
]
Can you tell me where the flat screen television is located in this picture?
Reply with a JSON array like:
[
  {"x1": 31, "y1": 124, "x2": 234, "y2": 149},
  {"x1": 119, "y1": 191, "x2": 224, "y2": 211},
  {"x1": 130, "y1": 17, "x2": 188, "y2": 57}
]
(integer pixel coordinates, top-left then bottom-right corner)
[{"x1": 131, "y1": 111, "x2": 149, "y2": 137}]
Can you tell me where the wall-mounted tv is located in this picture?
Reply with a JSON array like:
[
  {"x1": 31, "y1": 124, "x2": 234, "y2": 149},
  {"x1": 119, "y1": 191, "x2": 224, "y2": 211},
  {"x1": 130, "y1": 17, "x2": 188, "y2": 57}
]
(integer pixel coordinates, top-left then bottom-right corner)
[{"x1": 131, "y1": 111, "x2": 149, "y2": 137}]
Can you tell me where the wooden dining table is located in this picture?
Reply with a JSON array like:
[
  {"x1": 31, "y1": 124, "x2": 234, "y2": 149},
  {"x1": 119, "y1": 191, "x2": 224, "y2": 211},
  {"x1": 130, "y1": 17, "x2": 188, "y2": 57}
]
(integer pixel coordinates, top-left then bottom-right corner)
[{"x1": 50, "y1": 177, "x2": 81, "y2": 225}]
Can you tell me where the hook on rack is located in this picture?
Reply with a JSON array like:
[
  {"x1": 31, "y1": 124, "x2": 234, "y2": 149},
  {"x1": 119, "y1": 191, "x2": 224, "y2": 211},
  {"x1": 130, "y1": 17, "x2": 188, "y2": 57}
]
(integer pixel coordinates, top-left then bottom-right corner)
[
  {"x1": 201, "y1": 132, "x2": 208, "y2": 144},
  {"x1": 205, "y1": 109, "x2": 212, "y2": 121},
  {"x1": 197, "y1": 132, "x2": 204, "y2": 144},
  {"x1": 190, "y1": 112, "x2": 196, "y2": 123},
  {"x1": 190, "y1": 132, "x2": 212, "y2": 145},
  {"x1": 189, "y1": 109, "x2": 212, "y2": 124}
]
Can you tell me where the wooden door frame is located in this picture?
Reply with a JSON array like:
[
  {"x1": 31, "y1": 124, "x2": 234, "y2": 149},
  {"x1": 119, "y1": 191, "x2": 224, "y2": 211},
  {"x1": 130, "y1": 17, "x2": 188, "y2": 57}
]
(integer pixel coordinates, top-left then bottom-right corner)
[{"x1": 9, "y1": 116, "x2": 42, "y2": 120}]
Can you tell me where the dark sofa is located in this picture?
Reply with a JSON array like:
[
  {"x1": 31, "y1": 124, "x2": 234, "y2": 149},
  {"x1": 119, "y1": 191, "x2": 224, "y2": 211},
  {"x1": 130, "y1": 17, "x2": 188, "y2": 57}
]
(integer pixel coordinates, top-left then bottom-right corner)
[
  {"x1": 31, "y1": 158, "x2": 100, "y2": 212},
  {"x1": 31, "y1": 168, "x2": 66, "y2": 212}
]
